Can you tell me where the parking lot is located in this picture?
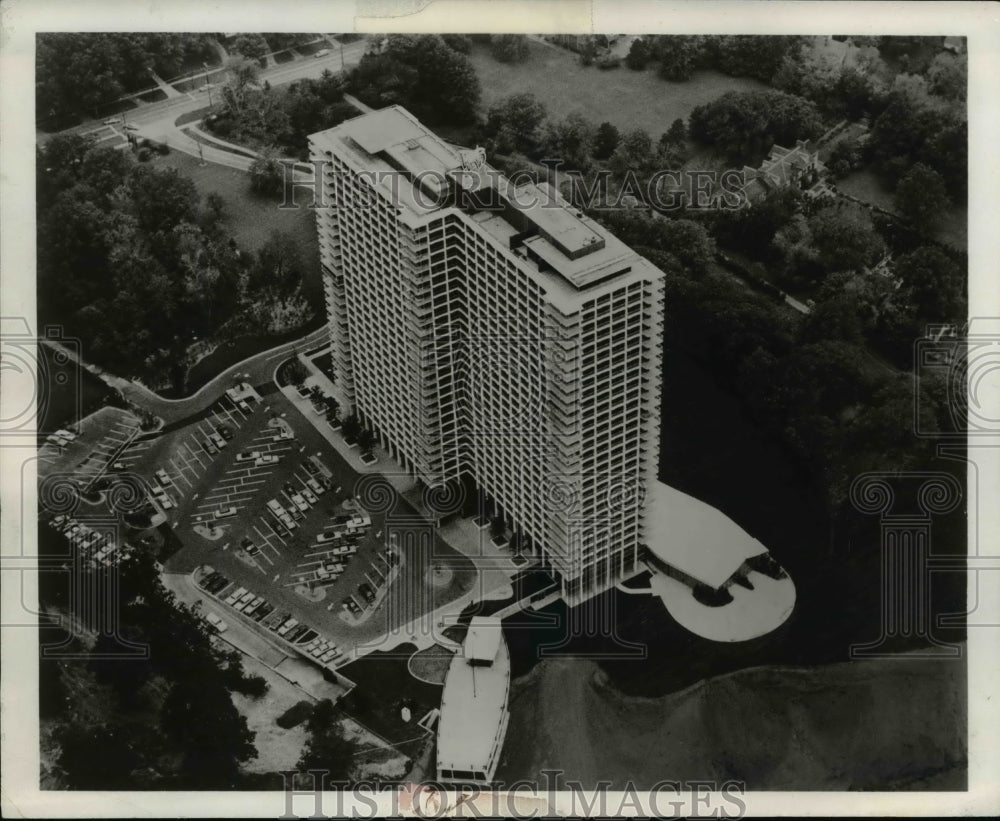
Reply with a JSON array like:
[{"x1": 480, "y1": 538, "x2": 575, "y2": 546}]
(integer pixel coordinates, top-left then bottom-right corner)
[{"x1": 92, "y1": 379, "x2": 479, "y2": 660}]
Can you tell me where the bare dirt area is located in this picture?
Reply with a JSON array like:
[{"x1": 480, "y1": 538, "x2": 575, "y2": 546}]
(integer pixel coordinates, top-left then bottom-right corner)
[
  {"x1": 497, "y1": 651, "x2": 966, "y2": 790},
  {"x1": 232, "y1": 655, "x2": 310, "y2": 774}
]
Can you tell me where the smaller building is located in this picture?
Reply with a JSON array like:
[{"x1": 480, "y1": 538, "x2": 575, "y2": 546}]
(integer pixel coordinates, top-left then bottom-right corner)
[
  {"x1": 436, "y1": 617, "x2": 511, "y2": 785},
  {"x1": 743, "y1": 140, "x2": 823, "y2": 205}
]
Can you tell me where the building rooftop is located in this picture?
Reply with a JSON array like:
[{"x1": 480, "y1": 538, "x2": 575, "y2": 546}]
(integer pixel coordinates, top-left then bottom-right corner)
[
  {"x1": 646, "y1": 481, "x2": 766, "y2": 589},
  {"x1": 436, "y1": 618, "x2": 510, "y2": 773},
  {"x1": 465, "y1": 616, "x2": 503, "y2": 663},
  {"x1": 311, "y1": 106, "x2": 661, "y2": 293}
]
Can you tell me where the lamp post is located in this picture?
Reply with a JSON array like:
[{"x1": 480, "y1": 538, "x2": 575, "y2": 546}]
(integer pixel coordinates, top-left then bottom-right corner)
[{"x1": 203, "y1": 62, "x2": 214, "y2": 110}]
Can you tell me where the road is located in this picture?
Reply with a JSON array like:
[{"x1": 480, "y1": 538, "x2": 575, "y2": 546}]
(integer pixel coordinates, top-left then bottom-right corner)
[
  {"x1": 37, "y1": 38, "x2": 370, "y2": 146},
  {"x1": 41, "y1": 323, "x2": 330, "y2": 426}
]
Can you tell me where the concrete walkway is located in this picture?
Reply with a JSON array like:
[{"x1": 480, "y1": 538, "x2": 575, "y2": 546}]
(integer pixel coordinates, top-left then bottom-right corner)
[{"x1": 148, "y1": 70, "x2": 184, "y2": 100}]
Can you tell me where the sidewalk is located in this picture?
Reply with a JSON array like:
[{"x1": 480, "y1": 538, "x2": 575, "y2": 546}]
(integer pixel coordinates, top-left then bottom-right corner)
[{"x1": 148, "y1": 70, "x2": 184, "y2": 100}]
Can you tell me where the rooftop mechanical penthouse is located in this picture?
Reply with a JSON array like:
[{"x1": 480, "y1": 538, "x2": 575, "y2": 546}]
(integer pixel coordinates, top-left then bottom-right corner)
[{"x1": 309, "y1": 106, "x2": 665, "y2": 606}]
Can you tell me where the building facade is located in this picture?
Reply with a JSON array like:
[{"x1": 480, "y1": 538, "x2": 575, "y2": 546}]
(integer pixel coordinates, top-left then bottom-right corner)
[{"x1": 310, "y1": 106, "x2": 664, "y2": 605}]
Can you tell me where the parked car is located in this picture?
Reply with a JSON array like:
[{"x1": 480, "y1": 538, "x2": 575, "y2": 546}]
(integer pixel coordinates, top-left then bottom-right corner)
[
  {"x1": 290, "y1": 493, "x2": 309, "y2": 513},
  {"x1": 236, "y1": 450, "x2": 261, "y2": 463},
  {"x1": 210, "y1": 432, "x2": 227, "y2": 449},
  {"x1": 215, "y1": 506, "x2": 237, "y2": 519},
  {"x1": 358, "y1": 583, "x2": 376, "y2": 605},
  {"x1": 202, "y1": 439, "x2": 218, "y2": 455},
  {"x1": 155, "y1": 469, "x2": 171, "y2": 485},
  {"x1": 206, "y1": 613, "x2": 228, "y2": 632},
  {"x1": 307, "y1": 478, "x2": 325, "y2": 496},
  {"x1": 217, "y1": 425, "x2": 234, "y2": 440},
  {"x1": 315, "y1": 48, "x2": 331, "y2": 58},
  {"x1": 302, "y1": 488, "x2": 318, "y2": 505},
  {"x1": 255, "y1": 454, "x2": 278, "y2": 466}
]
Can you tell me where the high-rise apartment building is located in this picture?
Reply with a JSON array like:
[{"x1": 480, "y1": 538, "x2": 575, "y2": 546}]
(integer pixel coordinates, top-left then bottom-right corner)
[{"x1": 309, "y1": 106, "x2": 664, "y2": 605}]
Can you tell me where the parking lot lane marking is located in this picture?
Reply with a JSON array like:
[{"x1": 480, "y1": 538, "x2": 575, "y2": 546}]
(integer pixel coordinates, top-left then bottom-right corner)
[{"x1": 184, "y1": 440, "x2": 207, "y2": 469}]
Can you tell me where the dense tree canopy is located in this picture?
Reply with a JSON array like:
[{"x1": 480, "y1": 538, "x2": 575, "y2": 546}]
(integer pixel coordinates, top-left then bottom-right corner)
[
  {"x1": 689, "y1": 90, "x2": 823, "y2": 163},
  {"x1": 490, "y1": 34, "x2": 530, "y2": 63},
  {"x1": 894, "y1": 162, "x2": 951, "y2": 234},
  {"x1": 483, "y1": 93, "x2": 548, "y2": 155},
  {"x1": 208, "y1": 66, "x2": 356, "y2": 158},
  {"x1": 37, "y1": 33, "x2": 217, "y2": 125},
  {"x1": 347, "y1": 35, "x2": 480, "y2": 126},
  {"x1": 37, "y1": 137, "x2": 309, "y2": 386}
]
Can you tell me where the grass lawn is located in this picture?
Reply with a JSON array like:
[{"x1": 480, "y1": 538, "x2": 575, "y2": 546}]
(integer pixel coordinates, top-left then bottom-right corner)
[
  {"x1": 838, "y1": 166, "x2": 968, "y2": 251},
  {"x1": 148, "y1": 150, "x2": 323, "y2": 303},
  {"x1": 469, "y1": 39, "x2": 769, "y2": 137}
]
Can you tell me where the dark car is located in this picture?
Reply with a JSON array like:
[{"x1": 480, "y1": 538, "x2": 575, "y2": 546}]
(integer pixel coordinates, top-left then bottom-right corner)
[
  {"x1": 284, "y1": 482, "x2": 296, "y2": 496},
  {"x1": 358, "y1": 583, "x2": 376, "y2": 605},
  {"x1": 217, "y1": 425, "x2": 234, "y2": 440}
]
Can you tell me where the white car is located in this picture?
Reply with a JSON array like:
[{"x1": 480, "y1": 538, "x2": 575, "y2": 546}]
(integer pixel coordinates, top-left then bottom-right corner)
[
  {"x1": 155, "y1": 469, "x2": 171, "y2": 485},
  {"x1": 211, "y1": 432, "x2": 227, "y2": 449},
  {"x1": 302, "y1": 488, "x2": 318, "y2": 505},
  {"x1": 255, "y1": 454, "x2": 278, "y2": 467},
  {"x1": 215, "y1": 506, "x2": 237, "y2": 519},
  {"x1": 307, "y1": 478, "x2": 325, "y2": 496},
  {"x1": 206, "y1": 613, "x2": 228, "y2": 632},
  {"x1": 225, "y1": 586, "x2": 246, "y2": 605},
  {"x1": 277, "y1": 618, "x2": 298, "y2": 636},
  {"x1": 280, "y1": 513, "x2": 297, "y2": 530},
  {"x1": 54, "y1": 429, "x2": 77, "y2": 441},
  {"x1": 236, "y1": 450, "x2": 261, "y2": 463},
  {"x1": 315, "y1": 48, "x2": 331, "y2": 58},
  {"x1": 290, "y1": 493, "x2": 309, "y2": 513},
  {"x1": 156, "y1": 494, "x2": 174, "y2": 510}
]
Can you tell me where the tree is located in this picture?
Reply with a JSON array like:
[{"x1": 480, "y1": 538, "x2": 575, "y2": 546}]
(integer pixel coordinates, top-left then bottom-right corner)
[
  {"x1": 484, "y1": 93, "x2": 547, "y2": 155},
  {"x1": 689, "y1": 89, "x2": 823, "y2": 163},
  {"x1": 358, "y1": 429, "x2": 377, "y2": 456},
  {"x1": 341, "y1": 413, "x2": 362, "y2": 443},
  {"x1": 489, "y1": 515, "x2": 506, "y2": 541},
  {"x1": 347, "y1": 35, "x2": 480, "y2": 126},
  {"x1": 807, "y1": 203, "x2": 887, "y2": 273},
  {"x1": 705, "y1": 35, "x2": 804, "y2": 83},
  {"x1": 58, "y1": 721, "x2": 142, "y2": 789},
  {"x1": 297, "y1": 700, "x2": 356, "y2": 778},
  {"x1": 609, "y1": 128, "x2": 654, "y2": 174},
  {"x1": 593, "y1": 121, "x2": 620, "y2": 160},
  {"x1": 441, "y1": 34, "x2": 472, "y2": 54},
  {"x1": 625, "y1": 38, "x2": 651, "y2": 70},
  {"x1": 927, "y1": 52, "x2": 967, "y2": 102},
  {"x1": 222, "y1": 56, "x2": 261, "y2": 114},
  {"x1": 894, "y1": 246, "x2": 964, "y2": 324},
  {"x1": 895, "y1": 162, "x2": 950, "y2": 235},
  {"x1": 282, "y1": 357, "x2": 309, "y2": 388},
  {"x1": 248, "y1": 150, "x2": 285, "y2": 198},
  {"x1": 231, "y1": 34, "x2": 269, "y2": 62},
  {"x1": 654, "y1": 35, "x2": 704, "y2": 81},
  {"x1": 490, "y1": 34, "x2": 530, "y2": 63},
  {"x1": 665, "y1": 118, "x2": 687, "y2": 145},
  {"x1": 826, "y1": 139, "x2": 863, "y2": 179},
  {"x1": 543, "y1": 111, "x2": 596, "y2": 171},
  {"x1": 161, "y1": 677, "x2": 257, "y2": 787}
]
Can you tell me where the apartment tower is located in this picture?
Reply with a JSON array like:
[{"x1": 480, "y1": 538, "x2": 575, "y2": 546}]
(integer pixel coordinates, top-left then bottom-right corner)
[{"x1": 309, "y1": 107, "x2": 664, "y2": 605}]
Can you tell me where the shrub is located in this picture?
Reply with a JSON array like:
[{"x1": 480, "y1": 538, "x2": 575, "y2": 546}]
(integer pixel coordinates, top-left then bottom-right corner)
[{"x1": 136, "y1": 147, "x2": 152, "y2": 162}]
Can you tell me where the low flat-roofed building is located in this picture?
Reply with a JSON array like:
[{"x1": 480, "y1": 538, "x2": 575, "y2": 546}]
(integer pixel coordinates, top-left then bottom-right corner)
[{"x1": 436, "y1": 617, "x2": 510, "y2": 784}]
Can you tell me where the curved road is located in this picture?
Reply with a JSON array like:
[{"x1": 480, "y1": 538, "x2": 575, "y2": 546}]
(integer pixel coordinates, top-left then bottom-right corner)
[{"x1": 44, "y1": 323, "x2": 329, "y2": 426}]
